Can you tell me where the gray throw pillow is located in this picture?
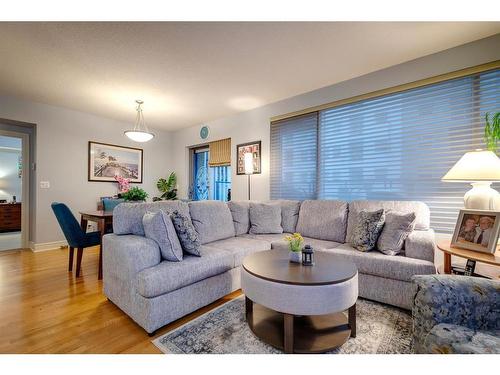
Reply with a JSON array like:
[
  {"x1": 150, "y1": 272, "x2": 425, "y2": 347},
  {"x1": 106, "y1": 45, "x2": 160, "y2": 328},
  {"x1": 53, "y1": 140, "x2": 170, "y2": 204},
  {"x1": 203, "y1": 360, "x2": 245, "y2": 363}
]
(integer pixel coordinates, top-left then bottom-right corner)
[
  {"x1": 351, "y1": 209, "x2": 386, "y2": 252},
  {"x1": 249, "y1": 203, "x2": 283, "y2": 234},
  {"x1": 143, "y1": 210, "x2": 183, "y2": 262},
  {"x1": 170, "y1": 210, "x2": 201, "y2": 256},
  {"x1": 377, "y1": 211, "x2": 416, "y2": 256}
]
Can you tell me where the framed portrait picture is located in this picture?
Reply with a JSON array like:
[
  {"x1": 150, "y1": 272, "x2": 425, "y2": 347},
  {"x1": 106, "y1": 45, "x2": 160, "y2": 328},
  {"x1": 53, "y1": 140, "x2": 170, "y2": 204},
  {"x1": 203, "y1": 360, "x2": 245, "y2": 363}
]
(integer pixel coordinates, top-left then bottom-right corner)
[
  {"x1": 451, "y1": 209, "x2": 500, "y2": 254},
  {"x1": 88, "y1": 141, "x2": 143, "y2": 183},
  {"x1": 236, "y1": 141, "x2": 261, "y2": 175}
]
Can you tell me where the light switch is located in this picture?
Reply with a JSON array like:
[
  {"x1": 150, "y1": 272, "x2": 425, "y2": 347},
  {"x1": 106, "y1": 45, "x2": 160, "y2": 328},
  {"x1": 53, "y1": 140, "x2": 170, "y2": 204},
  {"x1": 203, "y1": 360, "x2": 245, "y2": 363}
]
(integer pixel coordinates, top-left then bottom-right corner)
[{"x1": 40, "y1": 181, "x2": 50, "y2": 189}]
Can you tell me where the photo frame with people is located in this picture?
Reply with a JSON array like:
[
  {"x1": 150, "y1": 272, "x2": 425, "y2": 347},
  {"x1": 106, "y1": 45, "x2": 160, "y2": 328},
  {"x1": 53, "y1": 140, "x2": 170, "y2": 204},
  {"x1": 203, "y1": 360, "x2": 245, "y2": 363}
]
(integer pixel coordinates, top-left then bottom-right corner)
[{"x1": 451, "y1": 209, "x2": 500, "y2": 254}]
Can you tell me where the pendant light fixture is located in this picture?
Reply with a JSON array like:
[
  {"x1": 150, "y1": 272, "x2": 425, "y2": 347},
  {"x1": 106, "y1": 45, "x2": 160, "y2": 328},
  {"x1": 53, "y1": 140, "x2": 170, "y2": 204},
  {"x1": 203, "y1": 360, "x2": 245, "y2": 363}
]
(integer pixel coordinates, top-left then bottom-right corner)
[{"x1": 124, "y1": 100, "x2": 155, "y2": 142}]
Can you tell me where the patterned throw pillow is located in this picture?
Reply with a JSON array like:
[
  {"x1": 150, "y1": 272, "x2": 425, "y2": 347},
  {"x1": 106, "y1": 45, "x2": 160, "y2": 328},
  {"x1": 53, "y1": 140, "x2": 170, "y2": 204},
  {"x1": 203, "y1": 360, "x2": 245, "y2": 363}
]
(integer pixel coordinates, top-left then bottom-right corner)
[
  {"x1": 377, "y1": 211, "x2": 416, "y2": 256},
  {"x1": 170, "y1": 210, "x2": 201, "y2": 256},
  {"x1": 143, "y1": 210, "x2": 183, "y2": 262},
  {"x1": 351, "y1": 209, "x2": 386, "y2": 252}
]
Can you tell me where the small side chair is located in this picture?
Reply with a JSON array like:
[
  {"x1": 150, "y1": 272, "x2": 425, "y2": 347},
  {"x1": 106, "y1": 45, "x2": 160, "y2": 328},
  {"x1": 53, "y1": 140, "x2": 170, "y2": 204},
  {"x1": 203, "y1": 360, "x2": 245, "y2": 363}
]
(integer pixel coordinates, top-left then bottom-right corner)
[{"x1": 51, "y1": 202, "x2": 102, "y2": 278}]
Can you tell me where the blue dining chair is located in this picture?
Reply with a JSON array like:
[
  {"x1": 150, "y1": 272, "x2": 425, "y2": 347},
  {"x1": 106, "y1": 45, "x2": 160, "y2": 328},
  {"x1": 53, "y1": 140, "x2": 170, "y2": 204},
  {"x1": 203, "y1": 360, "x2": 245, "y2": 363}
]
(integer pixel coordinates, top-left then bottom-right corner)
[{"x1": 51, "y1": 202, "x2": 101, "y2": 278}]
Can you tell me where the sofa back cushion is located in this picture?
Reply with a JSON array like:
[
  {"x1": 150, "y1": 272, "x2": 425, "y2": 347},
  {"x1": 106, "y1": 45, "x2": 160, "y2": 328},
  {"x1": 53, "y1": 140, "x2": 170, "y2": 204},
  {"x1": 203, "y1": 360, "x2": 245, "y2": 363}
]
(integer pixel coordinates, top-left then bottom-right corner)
[
  {"x1": 346, "y1": 200, "x2": 430, "y2": 244},
  {"x1": 296, "y1": 200, "x2": 348, "y2": 242},
  {"x1": 188, "y1": 201, "x2": 235, "y2": 244},
  {"x1": 275, "y1": 200, "x2": 301, "y2": 233},
  {"x1": 249, "y1": 202, "x2": 283, "y2": 234},
  {"x1": 227, "y1": 201, "x2": 250, "y2": 235},
  {"x1": 113, "y1": 201, "x2": 190, "y2": 236}
]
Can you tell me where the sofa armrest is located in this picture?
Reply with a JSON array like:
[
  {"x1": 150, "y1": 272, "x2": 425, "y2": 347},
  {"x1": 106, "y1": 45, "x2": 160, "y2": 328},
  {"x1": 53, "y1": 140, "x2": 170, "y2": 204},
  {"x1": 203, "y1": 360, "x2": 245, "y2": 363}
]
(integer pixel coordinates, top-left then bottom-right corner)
[
  {"x1": 404, "y1": 229, "x2": 435, "y2": 262},
  {"x1": 412, "y1": 275, "x2": 500, "y2": 352},
  {"x1": 103, "y1": 234, "x2": 161, "y2": 281}
]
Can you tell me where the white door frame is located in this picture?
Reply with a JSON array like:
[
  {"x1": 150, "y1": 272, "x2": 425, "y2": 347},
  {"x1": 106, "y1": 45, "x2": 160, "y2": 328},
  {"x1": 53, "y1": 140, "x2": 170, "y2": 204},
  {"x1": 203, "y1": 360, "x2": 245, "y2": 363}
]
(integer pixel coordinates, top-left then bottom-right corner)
[{"x1": 0, "y1": 129, "x2": 30, "y2": 249}]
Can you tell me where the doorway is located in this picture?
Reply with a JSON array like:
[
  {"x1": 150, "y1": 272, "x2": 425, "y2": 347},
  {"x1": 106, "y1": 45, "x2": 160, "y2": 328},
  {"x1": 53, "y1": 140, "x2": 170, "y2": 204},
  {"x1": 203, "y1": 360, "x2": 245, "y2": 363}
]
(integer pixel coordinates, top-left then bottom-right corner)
[
  {"x1": 0, "y1": 130, "x2": 30, "y2": 251},
  {"x1": 190, "y1": 146, "x2": 231, "y2": 202}
]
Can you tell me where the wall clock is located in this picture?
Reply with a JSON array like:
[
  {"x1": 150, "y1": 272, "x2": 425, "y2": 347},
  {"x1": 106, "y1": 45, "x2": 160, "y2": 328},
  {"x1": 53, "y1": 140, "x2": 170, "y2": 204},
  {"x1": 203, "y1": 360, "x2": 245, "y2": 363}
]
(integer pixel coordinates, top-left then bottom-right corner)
[{"x1": 200, "y1": 126, "x2": 210, "y2": 140}]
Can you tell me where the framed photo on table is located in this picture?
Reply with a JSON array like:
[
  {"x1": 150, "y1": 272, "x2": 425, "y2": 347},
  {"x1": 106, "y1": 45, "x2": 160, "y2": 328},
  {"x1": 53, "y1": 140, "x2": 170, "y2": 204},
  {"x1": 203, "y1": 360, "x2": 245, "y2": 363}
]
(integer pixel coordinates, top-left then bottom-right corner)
[
  {"x1": 451, "y1": 209, "x2": 500, "y2": 254},
  {"x1": 88, "y1": 141, "x2": 143, "y2": 183},
  {"x1": 236, "y1": 141, "x2": 261, "y2": 175}
]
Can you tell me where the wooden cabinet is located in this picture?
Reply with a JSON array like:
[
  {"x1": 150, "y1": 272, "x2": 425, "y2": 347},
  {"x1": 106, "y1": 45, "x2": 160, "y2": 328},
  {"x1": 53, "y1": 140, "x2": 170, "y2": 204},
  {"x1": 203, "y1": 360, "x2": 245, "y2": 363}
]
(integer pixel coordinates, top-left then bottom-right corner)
[{"x1": 0, "y1": 203, "x2": 22, "y2": 232}]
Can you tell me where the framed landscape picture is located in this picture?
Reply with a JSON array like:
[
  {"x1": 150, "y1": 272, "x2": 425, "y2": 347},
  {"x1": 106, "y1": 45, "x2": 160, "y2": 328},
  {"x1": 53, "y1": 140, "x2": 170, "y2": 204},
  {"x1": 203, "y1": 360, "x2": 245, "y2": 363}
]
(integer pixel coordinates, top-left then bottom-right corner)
[
  {"x1": 236, "y1": 141, "x2": 261, "y2": 175},
  {"x1": 88, "y1": 141, "x2": 143, "y2": 183}
]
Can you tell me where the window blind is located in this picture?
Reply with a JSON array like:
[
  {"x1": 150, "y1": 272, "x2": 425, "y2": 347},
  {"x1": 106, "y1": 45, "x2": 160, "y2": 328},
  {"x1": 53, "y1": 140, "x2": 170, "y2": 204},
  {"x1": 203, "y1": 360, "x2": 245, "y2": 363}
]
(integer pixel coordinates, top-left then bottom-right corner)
[
  {"x1": 270, "y1": 68, "x2": 500, "y2": 234},
  {"x1": 270, "y1": 113, "x2": 318, "y2": 200}
]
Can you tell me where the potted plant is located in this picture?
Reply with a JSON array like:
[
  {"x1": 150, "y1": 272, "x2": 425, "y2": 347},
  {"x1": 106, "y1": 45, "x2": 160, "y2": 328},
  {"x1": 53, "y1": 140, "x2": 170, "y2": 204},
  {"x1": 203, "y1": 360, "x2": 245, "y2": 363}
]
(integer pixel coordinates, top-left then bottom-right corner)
[
  {"x1": 121, "y1": 187, "x2": 148, "y2": 202},
  {"x1": 153, "y1": 172, "x2": 178, "y2": 201},
  {"x1": 484, "y1": 112, "x2": 500, "y2": 154},
  {"x1": 284, "y1": 232, "x2": 304, "y2": 263}
]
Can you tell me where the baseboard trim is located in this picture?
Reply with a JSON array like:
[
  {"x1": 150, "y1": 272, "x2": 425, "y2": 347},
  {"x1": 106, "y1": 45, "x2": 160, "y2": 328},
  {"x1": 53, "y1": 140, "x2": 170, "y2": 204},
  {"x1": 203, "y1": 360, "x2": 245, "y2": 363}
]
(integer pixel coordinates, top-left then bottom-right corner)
[{"x1": 30, "y1": 240, "x2": 68, "y2": 252}]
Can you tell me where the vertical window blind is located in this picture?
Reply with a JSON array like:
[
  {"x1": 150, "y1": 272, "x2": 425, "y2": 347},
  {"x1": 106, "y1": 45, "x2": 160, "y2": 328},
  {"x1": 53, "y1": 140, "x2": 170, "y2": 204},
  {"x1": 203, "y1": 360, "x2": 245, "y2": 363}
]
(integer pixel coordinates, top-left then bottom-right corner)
[{"x1": 270, "y1": 68, "x2": 500, "y2": 234}]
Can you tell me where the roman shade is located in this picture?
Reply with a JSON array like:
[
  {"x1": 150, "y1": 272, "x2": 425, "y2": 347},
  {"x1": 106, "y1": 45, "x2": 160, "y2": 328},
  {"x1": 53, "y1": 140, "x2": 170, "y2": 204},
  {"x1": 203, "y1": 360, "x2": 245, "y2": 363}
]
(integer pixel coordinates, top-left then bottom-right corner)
[
  {"x1": 270, "y1": 68, "x2": 500, "y2": 234},
  {"x1": 208, "y1": 138, "x2": 231, "y2": 166}
]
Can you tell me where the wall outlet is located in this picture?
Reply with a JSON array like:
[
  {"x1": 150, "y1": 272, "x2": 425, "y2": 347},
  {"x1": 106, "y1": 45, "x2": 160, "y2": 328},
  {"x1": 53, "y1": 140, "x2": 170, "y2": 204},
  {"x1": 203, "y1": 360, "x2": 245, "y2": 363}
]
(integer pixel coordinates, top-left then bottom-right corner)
[{"x1": 40, "y1": 181, "x2": 50, "y2": 189}]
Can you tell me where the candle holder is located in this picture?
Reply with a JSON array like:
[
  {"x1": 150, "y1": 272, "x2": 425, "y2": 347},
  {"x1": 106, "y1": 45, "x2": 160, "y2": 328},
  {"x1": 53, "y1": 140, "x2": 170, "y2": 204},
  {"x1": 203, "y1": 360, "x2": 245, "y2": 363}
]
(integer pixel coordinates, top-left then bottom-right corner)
[{"x1": 302, "y1": 244, "x2": 314, "y2": 266}]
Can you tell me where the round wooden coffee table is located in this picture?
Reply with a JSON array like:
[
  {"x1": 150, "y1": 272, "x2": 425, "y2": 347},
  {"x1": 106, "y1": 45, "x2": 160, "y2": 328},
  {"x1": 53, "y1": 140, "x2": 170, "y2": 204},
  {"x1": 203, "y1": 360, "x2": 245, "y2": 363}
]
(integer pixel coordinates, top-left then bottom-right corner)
[{"x1": 241, "y1": 249, "x2": 358, "y2": 354}]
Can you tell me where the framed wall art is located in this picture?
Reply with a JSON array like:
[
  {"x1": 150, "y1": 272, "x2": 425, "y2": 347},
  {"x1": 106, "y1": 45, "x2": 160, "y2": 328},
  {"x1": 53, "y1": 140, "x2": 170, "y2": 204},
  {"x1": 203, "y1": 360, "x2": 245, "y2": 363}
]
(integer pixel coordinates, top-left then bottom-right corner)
[
  {"x1": 88, "y1": 141, "x2": 143, "y2": 183},
  {"x1": 236, "y1": 140, "x2": 261, "y2": 175}
]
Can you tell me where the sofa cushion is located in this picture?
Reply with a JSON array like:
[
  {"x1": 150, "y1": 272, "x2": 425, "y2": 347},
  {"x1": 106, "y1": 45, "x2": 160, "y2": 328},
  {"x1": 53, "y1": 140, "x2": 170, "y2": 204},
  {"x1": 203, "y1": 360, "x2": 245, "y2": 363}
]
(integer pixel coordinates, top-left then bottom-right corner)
[
  {"x1": 249, "y1": 202, "x2": 283, "y2": 234},
  {"x1": 295, "y1": 200, "x2": 348, "y2": 242},
  {"x1": 351, "y1": 209, "x2": 386, "y2": 252},
  {"x1": 347, "y1": 200, "x2": 430, "y2": 243},
  {"x1": 189, "y1": 201, "x2": 235, "y2": 244},
  {"x1": 239, "y1": 233, "x2": 290, "y2": 243},
  {"x1": 113, "y1": 201, "x2": 190, "y2": 236},
  {"x1": 275, "y1": 200, "x2": 301, "y2": 233},
  {"x1": 227, "y1": 201, "x2": 250, "y2": 235},
  {"x1": 325, "y1": 244, "x2": 436, "y2": 282},
  {"x1": 207, "y1": 236, "x2": 271, "y2": 267},
  {"x1": 270, "y1": 236, "x2": 343, "y2": 252},
  {"x1": 377, "y1": 211, "x2": 417, "y2": 256},
  {"x1": 135, "y1": 246, "x2": 233, "y2": 298},
  {"x1": 171, "y1": 210, "x2": 201, "y2": 256},
  {"x1": 142, "y1": 210, "x2": 183, "y2": 262}
]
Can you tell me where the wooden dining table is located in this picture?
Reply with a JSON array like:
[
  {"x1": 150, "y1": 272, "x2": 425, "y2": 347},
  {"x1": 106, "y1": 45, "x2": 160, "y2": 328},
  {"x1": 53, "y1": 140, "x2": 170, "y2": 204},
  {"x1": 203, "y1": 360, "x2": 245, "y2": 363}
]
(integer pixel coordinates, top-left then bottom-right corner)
[{"x1": 79, "y1": 210, "x2": 113, "y2": 280}]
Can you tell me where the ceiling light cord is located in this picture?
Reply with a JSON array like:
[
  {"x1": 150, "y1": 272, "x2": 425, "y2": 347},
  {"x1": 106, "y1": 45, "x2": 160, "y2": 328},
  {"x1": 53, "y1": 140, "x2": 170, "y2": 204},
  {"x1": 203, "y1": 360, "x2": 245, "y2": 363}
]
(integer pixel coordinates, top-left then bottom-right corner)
[{"x1": 124, "y1": 99, "x2": 155, "y2": 142}]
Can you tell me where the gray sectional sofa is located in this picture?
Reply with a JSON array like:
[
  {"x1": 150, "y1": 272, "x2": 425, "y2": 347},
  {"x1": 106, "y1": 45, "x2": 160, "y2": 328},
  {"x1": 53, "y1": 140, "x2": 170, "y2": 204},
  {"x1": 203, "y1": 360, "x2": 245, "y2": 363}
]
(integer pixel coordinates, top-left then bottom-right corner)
[{"x1": 103, "y1": 199, "x2": 437, "y2": 334}]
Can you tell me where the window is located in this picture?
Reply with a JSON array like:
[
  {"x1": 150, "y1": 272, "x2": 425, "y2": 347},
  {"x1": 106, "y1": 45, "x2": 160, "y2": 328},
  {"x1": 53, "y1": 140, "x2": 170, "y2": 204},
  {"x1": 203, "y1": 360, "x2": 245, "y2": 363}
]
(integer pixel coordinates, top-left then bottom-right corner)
[
  {"x1": 270, "y1": 113, "x2": 318, "y2": 200},
  {"x1": 191, "y1": 146, "x2": 232, "y2": 202},
  {"x1": 270, "y1": 68, "x2": 500, "y2": 233}
]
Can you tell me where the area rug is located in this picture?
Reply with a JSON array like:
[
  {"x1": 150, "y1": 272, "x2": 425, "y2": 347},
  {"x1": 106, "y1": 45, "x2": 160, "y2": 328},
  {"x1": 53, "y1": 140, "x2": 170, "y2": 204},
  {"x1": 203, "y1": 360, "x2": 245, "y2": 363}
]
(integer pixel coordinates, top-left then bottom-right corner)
[{"x1": 153, "y1": 296, "x2": 413, "y2": 354}]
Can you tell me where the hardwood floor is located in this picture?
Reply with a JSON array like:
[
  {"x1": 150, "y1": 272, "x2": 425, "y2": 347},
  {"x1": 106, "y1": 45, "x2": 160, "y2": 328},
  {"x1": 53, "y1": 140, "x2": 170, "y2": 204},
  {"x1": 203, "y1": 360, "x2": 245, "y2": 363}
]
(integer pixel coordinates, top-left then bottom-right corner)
[{"x1": 0, "y1": 246, "x2": 241, "y2": 353}]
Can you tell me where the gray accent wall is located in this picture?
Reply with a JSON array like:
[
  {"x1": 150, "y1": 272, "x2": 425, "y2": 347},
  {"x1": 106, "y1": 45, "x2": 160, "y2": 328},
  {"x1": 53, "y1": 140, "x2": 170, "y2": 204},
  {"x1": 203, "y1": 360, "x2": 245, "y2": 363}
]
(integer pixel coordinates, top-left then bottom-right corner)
[{"x1": 171, "y1": 34, "x2": 500, "y2": 202}]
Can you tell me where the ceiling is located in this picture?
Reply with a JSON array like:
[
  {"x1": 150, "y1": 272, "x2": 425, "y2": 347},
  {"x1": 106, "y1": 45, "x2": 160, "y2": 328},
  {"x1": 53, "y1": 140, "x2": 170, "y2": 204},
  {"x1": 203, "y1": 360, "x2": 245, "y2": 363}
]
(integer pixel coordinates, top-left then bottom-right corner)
[{"x1": 0, "y1": 22, "x2": 499, "y2": 131}]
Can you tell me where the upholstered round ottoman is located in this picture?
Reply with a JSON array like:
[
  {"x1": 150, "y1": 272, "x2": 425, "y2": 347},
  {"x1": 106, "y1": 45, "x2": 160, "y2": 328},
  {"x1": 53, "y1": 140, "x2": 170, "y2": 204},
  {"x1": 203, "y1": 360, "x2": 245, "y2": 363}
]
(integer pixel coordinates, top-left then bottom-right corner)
[{"x1": 241, "y1": 249, "x2": 358, "y2": 353}]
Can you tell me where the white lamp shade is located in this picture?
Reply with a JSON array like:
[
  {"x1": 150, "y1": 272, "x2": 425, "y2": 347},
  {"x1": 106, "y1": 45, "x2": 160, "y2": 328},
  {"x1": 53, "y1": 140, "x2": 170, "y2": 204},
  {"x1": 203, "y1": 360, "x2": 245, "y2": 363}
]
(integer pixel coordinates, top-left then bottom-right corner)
[
  {"x1": 442, "y1": 150, "x2": 500, "y2": 182},
  {"x1": 244, "y1": 152, "x2": 254, "y2": 175},
  {"x1": 124, "y1": 130, "x2": 154, "y2": 143}
]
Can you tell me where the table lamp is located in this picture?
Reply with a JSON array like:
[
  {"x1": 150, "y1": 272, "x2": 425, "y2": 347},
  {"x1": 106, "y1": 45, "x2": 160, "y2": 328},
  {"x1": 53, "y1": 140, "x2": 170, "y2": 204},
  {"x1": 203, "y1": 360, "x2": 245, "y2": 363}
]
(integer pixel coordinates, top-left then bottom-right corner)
[
  {"x1": 442, "y1": 149, "x2": 500, "y2": 210},
  {"x1": 244, "y1": 152, "x2": 254, "y2": 200}
]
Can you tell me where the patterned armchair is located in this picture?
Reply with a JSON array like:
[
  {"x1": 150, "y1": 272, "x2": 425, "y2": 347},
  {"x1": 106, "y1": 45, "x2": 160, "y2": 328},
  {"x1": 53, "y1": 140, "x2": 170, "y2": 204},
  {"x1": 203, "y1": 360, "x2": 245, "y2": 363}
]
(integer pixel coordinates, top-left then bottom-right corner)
[{"x1": 412, "y1": 274, "x2": 500, "y2": 354}]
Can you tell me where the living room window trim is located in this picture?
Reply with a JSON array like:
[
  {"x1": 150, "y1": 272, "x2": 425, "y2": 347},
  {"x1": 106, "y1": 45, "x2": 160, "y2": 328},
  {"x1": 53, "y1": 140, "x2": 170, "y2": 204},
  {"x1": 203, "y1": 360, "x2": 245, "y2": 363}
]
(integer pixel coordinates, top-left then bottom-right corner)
[{"x1": 270, "y1": 60, "x2": 500, "y2": 123}]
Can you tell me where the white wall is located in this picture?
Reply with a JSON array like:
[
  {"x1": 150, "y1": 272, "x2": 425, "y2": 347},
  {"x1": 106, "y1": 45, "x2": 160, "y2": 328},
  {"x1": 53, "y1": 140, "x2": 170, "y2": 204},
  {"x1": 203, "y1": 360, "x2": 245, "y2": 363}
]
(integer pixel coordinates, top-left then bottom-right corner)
[
  {"x1": 0, "y1": 148, "x2": 22, "y2": 202},
  {"x1": 171, "y1": 34, "x2": 500, "y2": 202},
  {"x1": 0, "y1": 96, "x2": 172, "y2": 245}
]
